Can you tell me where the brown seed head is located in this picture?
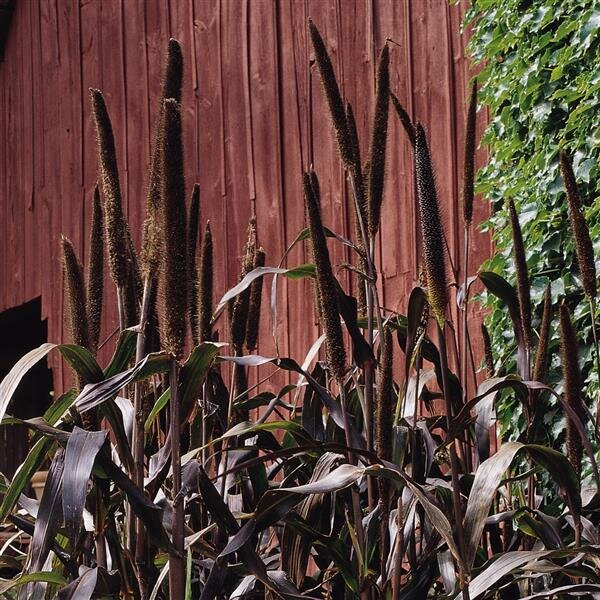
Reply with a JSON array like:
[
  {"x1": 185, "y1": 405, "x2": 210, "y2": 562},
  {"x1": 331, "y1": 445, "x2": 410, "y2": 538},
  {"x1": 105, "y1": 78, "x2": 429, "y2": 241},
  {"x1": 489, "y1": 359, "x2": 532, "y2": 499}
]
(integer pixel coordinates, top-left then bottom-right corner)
[
  {"x1": 308, "y1": 19, "x2": 352, "y2": 168},
  {"x1": 481, "y1": 323, "x2": 494, "y2": 377},
  {"x1": 367, "y1": 44, "x2": 390, "y2": 238},
  {"x1": 188, "y1": 184, "x2": 201, "y2": 345},
  {"x1": 390, "y1": 92, "x2": 415, "y2": 147},
  {"x1": 89, "y1": 88, "x2": 129, "y2": 289},
  {"x1": 508, "y1": 199, "x2": 532, "y2": 349},
  {"x1": 414, "y1": 124, "x2": 448, "y2": 326},
  {"x1": 198, "y1": 222, "x2": 213, "y2": 343},
  {"x1": 86, "y1": 185, "x2": 104, "y2": 354},
  {"x1": 62, "y1": 235, "x2": 90, "y2": 351},
  {"x1": 533, "y1": 284, "x2": 552, "y2": 384},
  {"x1": 559, "y1": 303, "x2": 585, "y2": 481},
  {"x1": 376, "y1": 326, "x2": 394, "y2": 509},
  {"x1": 560, "y1": 151, "x2": 597, "y2": 300},
  {"x1": 462, "y1": 80, "x2": 477, "y2": 227},
  {"x1": 345, "y1": 103, "x2": 368, "y2": 313},
  {"x1": 158, "y1": 99, "x2": 188, "y2": 360},
  {"x1": 230, "y1": 219, "x2": 257, "y2": 352},
  {"x1": 303, "y1": 170, "x2": 346, "y2": 380},
  {"x1": 246, "y1": 247, "x2": 266, "y2": 352},
  {"x1": 141, "y1": 39, "x2": 184, "y2": 279}
]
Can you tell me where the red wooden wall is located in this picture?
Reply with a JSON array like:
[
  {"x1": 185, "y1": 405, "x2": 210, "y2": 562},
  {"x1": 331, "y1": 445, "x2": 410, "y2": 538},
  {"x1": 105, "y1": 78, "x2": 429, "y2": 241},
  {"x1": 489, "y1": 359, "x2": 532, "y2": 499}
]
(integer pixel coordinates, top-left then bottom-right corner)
[{"x1": 0, "y1": 0, "x2": 489, "y2": 391}]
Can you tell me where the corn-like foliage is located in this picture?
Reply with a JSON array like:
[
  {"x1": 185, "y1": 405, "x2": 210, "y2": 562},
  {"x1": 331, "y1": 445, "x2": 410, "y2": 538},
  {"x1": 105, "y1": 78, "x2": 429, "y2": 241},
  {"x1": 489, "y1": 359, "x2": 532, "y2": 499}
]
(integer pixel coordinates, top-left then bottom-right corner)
[{"x1": 2, "y1": 26, "x2": 599, "y2": 600}]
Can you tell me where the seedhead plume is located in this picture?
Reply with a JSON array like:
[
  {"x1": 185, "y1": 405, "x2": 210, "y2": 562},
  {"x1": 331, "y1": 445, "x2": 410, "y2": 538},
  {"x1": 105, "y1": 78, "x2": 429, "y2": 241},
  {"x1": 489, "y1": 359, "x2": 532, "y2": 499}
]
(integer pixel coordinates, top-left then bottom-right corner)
[
  {"x1": 230, "y1": 218, "x2": 257, "y2": 352},
  {"x1": 86, "y1": 185, "x2": 104, "y2": 354},
  {"x1": 158, "y1": 99, "x2": 188, "y2": 360},
  {"x1": 481, "y1": 323, "x2": 494, "y2": 377},
  {"x1": 376, "y1": 326, "x2": 393, "y2": 509},
  {"x1": 559, "y1": 303, "x2": 585, "y2": 481},
  {"x1": 390, "y1": 92, "x2": 415, "y2": 147},
  {"x1": 188, "y1": 184, "x2": 201, "y2": 345},
  {"x1": 308, "y1": 20, "x2": 352, "y2": 168},
  {"x1": 462, "y1": 80, "x2": 477, "y2": 227},
  {"x1": 367, "y1": 44, "x2": 390, "y2": 238},
  {"x1": 560, "y1": 151, "x2": 597, "y2": 300},
  {"x1": 414, "y1": 124, "x2": 448, "y2": 326},
  {"x1": 141, "y1": 39, "x2": 184, "y2": 279},
  {"x1": 89, "y1": 88, "x2": 129, "y2": 289},
  {"x1": 533, "y1": 284, "x2": 552, "y2": 384},
  {"x1": 345, "y1": 102, "x2": 368, "y2": 313},
  {"x1": 198, "y1": 222, "x2": 213, "y2": 343},
  {"x1": 303, "y1": 170, "x2": 346, "y2": 381},
  {"x1": 508, "y1": 199, "x2": 532, "y2": 349},
  {"x1": 62, "y1": 235, "x2": 90, "y2": 352},
  {"x1": 246, "y1": 247, "x2": 266, "y2": 352}
]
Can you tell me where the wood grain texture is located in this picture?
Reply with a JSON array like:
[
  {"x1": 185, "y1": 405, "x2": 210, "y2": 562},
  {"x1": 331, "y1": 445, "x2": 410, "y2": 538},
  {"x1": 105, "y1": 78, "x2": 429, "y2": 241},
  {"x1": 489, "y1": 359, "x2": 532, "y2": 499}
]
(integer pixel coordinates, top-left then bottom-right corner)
[{"x1": 0, "y1": 0, "x2": 490, "y2": 392}]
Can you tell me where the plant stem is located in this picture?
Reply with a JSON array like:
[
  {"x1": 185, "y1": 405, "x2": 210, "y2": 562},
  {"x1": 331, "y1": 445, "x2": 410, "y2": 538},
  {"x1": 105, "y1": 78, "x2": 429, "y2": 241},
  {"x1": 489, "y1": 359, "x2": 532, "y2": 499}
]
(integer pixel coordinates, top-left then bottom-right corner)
[
  {"x1": 391, "y1": 495, "x2": 404, "y2": 600},
  {"x1": 134, "y1": 277, "x2": 153, "y2": 599},
  {"x1": 589, "y1": 297, "x2": 600, "y2": 436},
  {"x1": 339, "y1": 382, "x2": 367, "y2": 599},
  {"x1": 438, "y1": 323, "x2": 470, "y2": 600},
  {"x1": 168, "y1": 358, "x2": 185, "y2": 599}
]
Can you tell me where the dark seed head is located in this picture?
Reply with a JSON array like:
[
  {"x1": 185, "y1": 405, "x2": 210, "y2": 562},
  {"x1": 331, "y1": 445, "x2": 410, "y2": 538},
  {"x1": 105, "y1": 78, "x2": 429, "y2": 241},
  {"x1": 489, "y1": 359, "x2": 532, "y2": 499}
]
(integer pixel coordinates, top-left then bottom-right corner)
[
  {"x1": 188, "y1": 184, "x2": 201, "y2": 345},
  {"x1": 89, "y1": 88, "x2": 129, "y2": 289},
  {"x1": 462, "y1": 80, "x2": 477, "y2": 227},
  {"x1": 308, "y1": 19, "x2": 353, "y2": 168},
  {"x1": 86, "y1": 185, "x2": 104, "y2": 355},
  {"x1": 230, "y1": 219, "x2": 257, "y2": 352},
  {"x1": 414, "y1": 124, "x2": 448, "y2": 326},
  {"x1": 141, "y1": 39, "x2": 184, "y2": 279},
  {"x1": 533, "y1": 284, "x2": 552, "y2": 384},
  {"x1": 303, "y1": 170, "x2": 346, "y2": 381},
  {"x1": 246, "y1": 247, "x2": 266, "y2": 352},
  {"x1": 560, "y1": 151, "x2": 597, "y2": 300},
  {"x1": 158, "y1": 99, "x2": 188, "y2": 360},
  {"x1": 390, "y1": 92, "x2": 415, "y2": 147},
  {"x1": 62, "y1": 235, "x2": 90, "y2": 352},
  {"x1": 367, "y1": 44, "x2": 390, "y2": 238},
  {"x1": 198, "y1": 222, "x2": 214, "y2": 344},
  {"x1": 559, "y1": 303, "x2": 585, "y2": 481},
  {"x1": 481, "y1": 323, "x2": 494, "y2": 377},
  {"x1": 508, "y1": 199, "x2": 532, "y2": 350}
]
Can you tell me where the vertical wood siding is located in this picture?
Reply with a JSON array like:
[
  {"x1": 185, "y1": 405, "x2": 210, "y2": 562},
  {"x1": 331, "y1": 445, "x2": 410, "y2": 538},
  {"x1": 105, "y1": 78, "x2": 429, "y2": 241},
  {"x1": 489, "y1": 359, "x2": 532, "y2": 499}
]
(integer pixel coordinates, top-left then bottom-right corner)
[{"x1": 0, "y1": 0, "x2": 490, "y2": 390}]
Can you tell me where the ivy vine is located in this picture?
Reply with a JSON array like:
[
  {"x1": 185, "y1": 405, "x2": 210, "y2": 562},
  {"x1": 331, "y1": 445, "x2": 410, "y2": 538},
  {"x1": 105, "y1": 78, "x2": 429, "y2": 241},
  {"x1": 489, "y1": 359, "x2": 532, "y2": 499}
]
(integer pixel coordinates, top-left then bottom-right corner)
[{"x1": 466, "y1": 0, "x2": 600, "y2": 451}]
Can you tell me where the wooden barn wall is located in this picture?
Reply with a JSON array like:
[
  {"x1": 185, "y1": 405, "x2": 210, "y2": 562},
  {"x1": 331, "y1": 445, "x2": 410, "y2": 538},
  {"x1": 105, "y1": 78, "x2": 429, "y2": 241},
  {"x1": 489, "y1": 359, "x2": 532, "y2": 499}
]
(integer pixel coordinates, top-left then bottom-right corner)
[{"x1": 0, "y1": 0, "x2": 489, "y2": 392}]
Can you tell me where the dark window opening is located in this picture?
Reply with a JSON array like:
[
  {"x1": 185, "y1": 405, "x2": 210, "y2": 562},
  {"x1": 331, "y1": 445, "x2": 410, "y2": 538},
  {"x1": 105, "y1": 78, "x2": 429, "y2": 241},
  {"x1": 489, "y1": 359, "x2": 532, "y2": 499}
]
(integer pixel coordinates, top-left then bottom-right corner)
[{"x1": 0, "y1": 297, "x2": 53, "y2": 478}]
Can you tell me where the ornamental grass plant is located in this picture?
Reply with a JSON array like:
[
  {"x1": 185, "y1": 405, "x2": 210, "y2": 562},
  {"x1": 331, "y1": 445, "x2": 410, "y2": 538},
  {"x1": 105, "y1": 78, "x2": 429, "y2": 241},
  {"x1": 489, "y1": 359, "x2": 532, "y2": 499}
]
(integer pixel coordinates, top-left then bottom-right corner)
[{"x1": 0, "y1": 21, "x2": 600, "y2": 600}]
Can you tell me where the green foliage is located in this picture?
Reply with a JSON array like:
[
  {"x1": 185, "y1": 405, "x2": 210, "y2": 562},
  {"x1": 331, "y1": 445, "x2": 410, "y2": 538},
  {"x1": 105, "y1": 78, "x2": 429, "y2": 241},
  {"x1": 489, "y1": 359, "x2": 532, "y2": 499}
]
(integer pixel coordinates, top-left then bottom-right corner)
[{"x1": 467, "y1": 0, "x2": 600, "y2": 439}]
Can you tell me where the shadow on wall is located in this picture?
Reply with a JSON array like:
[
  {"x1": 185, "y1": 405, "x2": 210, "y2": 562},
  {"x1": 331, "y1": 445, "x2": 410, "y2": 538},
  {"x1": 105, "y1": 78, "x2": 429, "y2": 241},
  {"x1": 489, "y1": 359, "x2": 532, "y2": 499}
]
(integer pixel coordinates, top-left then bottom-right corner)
[{"x1": 0, "y1": 297, "x2": 52, "y2": 477}]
